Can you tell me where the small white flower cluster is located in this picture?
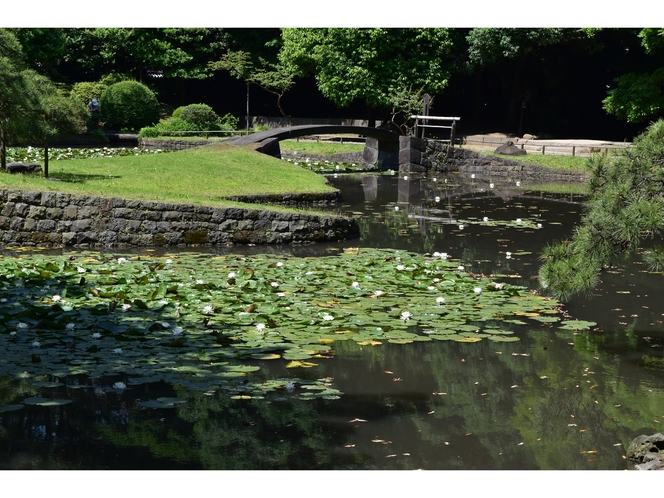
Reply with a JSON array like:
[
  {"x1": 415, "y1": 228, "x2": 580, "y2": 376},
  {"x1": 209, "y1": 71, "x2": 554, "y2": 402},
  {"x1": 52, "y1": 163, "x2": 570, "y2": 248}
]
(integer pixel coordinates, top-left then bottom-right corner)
[{"x1": 400, "y1": 311, "x2": 412, "y2": 322}]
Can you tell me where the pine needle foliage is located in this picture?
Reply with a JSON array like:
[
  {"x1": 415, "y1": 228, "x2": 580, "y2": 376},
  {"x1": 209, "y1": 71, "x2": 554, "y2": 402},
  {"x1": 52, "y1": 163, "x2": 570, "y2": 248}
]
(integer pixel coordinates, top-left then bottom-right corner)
[{"x1": 539, "y1": 119, "x2": 664, "y2": 300}]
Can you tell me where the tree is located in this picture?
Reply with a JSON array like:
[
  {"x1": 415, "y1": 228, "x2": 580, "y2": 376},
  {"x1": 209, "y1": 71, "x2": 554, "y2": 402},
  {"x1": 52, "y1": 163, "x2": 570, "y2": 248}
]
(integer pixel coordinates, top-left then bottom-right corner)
[
  {"x1": 7, "y1": 28, "x2": 66, "y2": 79},
  {"x1": 539, "y1": 119, "x2": 664, "y2": 300},
  {"x1": 603, "y1": 29, "x2": 664, "y2": 123},
  {"x1": 61, "y1": 28, "x2": 228, "y2": 82},
  {"x1": 0, "y1": 30, "x2": 43, "y2": 171},
  {"x1": 210, "y1": 50, "x2": 296, "y2": 128},
  {"x1": 279, "y1": 28, "x2": 455, "y2": 124},
  {"x1": 24, "y1": 73, "x2": 87, "y2": 178}
]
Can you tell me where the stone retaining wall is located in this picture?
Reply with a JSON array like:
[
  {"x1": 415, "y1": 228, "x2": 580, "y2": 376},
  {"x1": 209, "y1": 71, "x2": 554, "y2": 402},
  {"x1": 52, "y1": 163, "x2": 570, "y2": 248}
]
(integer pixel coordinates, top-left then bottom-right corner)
[
  {"x1": 140, "y1": 138, "x2": 214, "y2": 150},
  {"x1": 0, "y1": 189, "x2": 360, "y2": 248},
  {"x1": 398, "y1": 136, "x2": 587, "y2": 181}
]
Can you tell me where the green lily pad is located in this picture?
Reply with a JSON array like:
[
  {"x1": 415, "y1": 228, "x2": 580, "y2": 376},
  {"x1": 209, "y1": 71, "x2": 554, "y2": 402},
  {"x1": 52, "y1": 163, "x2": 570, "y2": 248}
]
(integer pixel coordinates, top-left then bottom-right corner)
[{"x1": 22, "y1": 397, "x2": 73, "y2": 406}]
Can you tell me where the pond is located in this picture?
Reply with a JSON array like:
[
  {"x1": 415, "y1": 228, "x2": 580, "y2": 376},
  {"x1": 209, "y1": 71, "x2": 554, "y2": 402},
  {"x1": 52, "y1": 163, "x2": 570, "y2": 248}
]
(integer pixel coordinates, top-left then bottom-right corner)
[{"x1": 1, "y1": 172, "x2": 663, "y2": 471}]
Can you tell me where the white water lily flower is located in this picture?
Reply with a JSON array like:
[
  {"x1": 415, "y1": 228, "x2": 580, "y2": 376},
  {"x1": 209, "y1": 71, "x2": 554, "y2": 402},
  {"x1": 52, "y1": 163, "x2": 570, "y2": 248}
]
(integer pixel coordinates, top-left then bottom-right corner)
[
  {"x1": 117, "y1": 257, "x2": 127, "y2": 264},
  {"x1": 458, "y1": 265, "x2": 465, "y2": 271},
  {"x1": 10, "y1": 331, "x2": 16, "y2": 337},
  {"x1": 433, "y1": 178, "x2": 437, "y2": 182},
  {"x1": 66, "y1": 323, "x2": 76, "y2": 330},
  {"x1": 506, "y1": 252, "x2": 512, "y2": 259},
  {"x1": 52, "y1": 295, "x2": 62, "y2": 302},
  {"x1": 396, "y1": 265, "x2": 406, "y2": 271},
  {"x1": 433, "y1": 278, "x2": 441, "y2": 283},
  {"x1": 483, "y1": 217, "x2": 489, "y2": 222},
  {"x1": 203, "y1": 305, "x2": 213, "y2": 314},
  {"x1": 374, "y1": 290, "x2": 384, "y2": 297},
  {"x1": 400, "y1": 311, "x2": 412, "y2": 322},
  {"x1": 351, "y1": 282, "x2": 360, "y2": 289},
  {"x1": 537, "y1": 223, "x2": 542, "y2": 228},
  {"x1": 427, "y1": 286, "x2": 435, "y2": 291},
  {"x1": 516, "y1": 181, "x2": 521, "y2": 187},
  {"x1": 122, "y1": 303, "x2": 131, "y2": 311},
  {"x1": 322, "y1": 314, "x2": 334, "y2": 321},
  {"x1": 270, "y1": 281, "x2": 279, "y2": 288},
  {"x1": 277, "y1": 292, "x2": 286, "y2": 297},
  {"x1": 77, "y1": 267, "x2": 86, "y2": 273},
  {"x1": 17, "y1": 322, "x2": 28, "y2": 329},
  {"x1": 516, "y1": 219, "x2": 522, "y2": 224},
  {"x1": 195, "y1": 279, "x2": 205, "y2": 285},
  {"x1": 276, "y1": 262, "x2": 284, "y2": 267},
  {"x1": 172, "y1": 327, "x2": 183, "y2": 336},
  {"x1": 458, "y1": 224, "x2": 464, "y2": 230},
  {"x1": 256, "y1": 323, "x2": 266, "y2": 332},
  {"x1": 394, "y1": 206, "x2": 399, "y2": 211},
  {"x1": 440, "y1": 253, "x2": 449, "y2": 260},
  {"x1": 471, "y1": 174, "x2": 476, "y2": 179},
  {"x1": 228, "y1": 272, "x2": 237, "y2": 278},
  {"x1": 435, "y1": 196, "x2": 441, "y2": 202},
  {"x1": 32, "y1": 341, "x2": 40, "y2": 347},
  {"x1": 474, "y1": 287, "x2": 482, "y2": 294},
  {"x1": 436, "y1": 297, "x2": 446, "y2": 304},
  {"x1": 166, "y1": 259, "x2": 173, "y2": 264},
  {"x1": 91, "y1": 332, "x2": 101, "y2": 339},
  {"x1": 494, "y1": 283, "x2": 505, "y2": 290},
  {"x1": 113, "y1": 348, "x2": 122, "y2": 354},
  {"x1": 285, "y1": 382, "x2": 296, "y2": 392},
  {"x1": 113, "y1": 382, "x2": 126, "y2": 390}
]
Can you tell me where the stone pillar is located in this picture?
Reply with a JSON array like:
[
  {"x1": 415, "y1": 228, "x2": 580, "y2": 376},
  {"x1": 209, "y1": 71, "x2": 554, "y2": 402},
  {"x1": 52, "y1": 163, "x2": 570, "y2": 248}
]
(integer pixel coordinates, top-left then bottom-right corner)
[
  {"x1": 398, "y1": 136, "x2": 428, "y2": 174},
  {"x1": 361, "y1": 137, "x2": 399, "y2": 170}
]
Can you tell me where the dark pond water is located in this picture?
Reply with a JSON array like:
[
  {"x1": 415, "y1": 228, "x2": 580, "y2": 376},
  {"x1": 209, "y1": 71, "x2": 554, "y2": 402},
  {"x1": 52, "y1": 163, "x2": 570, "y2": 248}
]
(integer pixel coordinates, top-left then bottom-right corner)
[{"x1": 1, "y1": 172, "x2": 663, "y2": 471}]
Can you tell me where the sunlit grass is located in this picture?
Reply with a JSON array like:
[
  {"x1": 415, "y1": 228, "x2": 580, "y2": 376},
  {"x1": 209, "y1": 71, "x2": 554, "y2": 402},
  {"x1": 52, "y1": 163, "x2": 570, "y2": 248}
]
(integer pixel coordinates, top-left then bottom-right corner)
[
  {"x1": 0, "y1": 143, "x2": 337, "y2": 210},
  {"x1": 468, "y1": 148, "x2": 592, "y2": 171},
  {"x1": 280, "y1": 139, "x2": 364, "y2": 155}
]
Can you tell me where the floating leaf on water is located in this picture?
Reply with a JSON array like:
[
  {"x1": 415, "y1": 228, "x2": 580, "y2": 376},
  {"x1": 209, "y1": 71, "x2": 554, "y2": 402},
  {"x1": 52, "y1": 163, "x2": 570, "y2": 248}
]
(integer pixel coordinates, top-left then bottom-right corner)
[
  {"x1": 559, "y1": 320, "x2": 597, "y2": 330},
  {"x1": 0, "y1": 405, "x2": 24, "y2": 412},
  {"x1": 286, "y1": 360, "x2": 318, "y2": 368},
  {"x1": 455, "y1": 337, "x2": 482, "y2": 343},
  {"x1": 22, "y1": 397, "x2": 73, "y2": 406}
]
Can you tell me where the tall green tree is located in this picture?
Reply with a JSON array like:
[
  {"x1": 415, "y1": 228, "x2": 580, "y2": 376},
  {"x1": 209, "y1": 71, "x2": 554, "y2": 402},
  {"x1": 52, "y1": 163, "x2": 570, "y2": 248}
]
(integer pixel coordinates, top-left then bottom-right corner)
[
  {"x1": 61, "y1": 28, "x2": 228, "y2": 82},
  {"x1": 210, "y1": 50, "x2": 296, "y2": 126},
  {"x1": 7, "y1": 28, "x2": 66, "y2": 79},
  {"x1": 279, "y1": 28, "x2": 455, "y2": 124},
  {"x1": 24, "y1": 73, "x2": 87, "y2": 178},
  {"x1": 603, "y1": 28, "x2": 664, "y2": 123},
  {"x1": 0, "y1": 29, "x2": 43, "y2": 171}
]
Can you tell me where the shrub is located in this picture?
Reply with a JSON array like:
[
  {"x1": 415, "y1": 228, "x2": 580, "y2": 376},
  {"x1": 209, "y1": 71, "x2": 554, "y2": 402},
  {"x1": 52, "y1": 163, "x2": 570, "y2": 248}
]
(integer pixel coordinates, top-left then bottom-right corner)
[
  {"x1": 180, "y1": 103, "x2": 221, "y2": 130},
  {"x1": 171, "y1": 106, "x2": 187, "y2": 119},
  {"x1": 137, "y1": 118, "x2": 199, "y2": 139},
  {"x1": 71, "y1": 81, "x2": 107, "y2": 108},
  {"x1": 100, "y1": 81, "x2": 160, "y2": 131}
]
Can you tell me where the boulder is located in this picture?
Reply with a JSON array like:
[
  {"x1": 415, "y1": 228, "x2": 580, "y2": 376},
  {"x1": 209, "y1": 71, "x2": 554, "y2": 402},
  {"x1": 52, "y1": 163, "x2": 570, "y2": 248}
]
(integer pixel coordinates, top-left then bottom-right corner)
[
  {"x1": 494, "y1": 141, "x2": 527, "y2": 156},
  {"x1": 6, "y1": 162, "x2": 43, "y2": 174},
  {"x1": 627, "y1": 433, "x2": 664, "y2": 470}
]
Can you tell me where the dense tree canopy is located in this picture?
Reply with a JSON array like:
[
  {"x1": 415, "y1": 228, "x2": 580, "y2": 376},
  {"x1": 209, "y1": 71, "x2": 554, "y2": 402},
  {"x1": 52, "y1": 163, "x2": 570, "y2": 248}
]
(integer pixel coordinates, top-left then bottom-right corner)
[
  {"x1": 603, "y1": 28, "x2": 664, "y2": 123},
  {"x1": 279, "y1": 28, "x2": 455, "y2": 117}
]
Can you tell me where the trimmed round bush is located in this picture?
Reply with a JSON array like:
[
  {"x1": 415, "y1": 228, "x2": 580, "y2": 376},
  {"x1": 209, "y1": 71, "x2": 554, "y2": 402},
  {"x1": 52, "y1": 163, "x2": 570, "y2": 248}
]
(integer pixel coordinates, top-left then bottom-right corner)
[
  {"x1": 171, "y1": 106, "x2": 187, "y2": 119},
  {"x1": 100, "y1": 81, "x2": 160, "y2": 131},
  {"x1": 180, "y1": 103, "x2": 221, "y2": 130}
]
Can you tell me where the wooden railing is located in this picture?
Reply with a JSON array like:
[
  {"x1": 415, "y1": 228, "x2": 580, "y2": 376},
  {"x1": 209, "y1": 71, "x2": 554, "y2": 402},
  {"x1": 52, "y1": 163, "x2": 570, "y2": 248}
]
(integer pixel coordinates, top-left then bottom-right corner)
[{"x1": 411, "y1": 115, "x2": 461, "y2": 145}]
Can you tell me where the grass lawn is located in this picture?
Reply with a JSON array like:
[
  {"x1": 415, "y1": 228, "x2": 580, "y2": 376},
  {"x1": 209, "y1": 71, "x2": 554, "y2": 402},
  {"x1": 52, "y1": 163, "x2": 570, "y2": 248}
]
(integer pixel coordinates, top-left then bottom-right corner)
[
  {"x1": 280, "y1": 139, "x2": 364, "y2": 155},
  {"x1": 467, "y1": 148, "x2": 592, "y2": 171},
  {"x1": 0, "y1": 143, "x2": 338, "y2": 210}
]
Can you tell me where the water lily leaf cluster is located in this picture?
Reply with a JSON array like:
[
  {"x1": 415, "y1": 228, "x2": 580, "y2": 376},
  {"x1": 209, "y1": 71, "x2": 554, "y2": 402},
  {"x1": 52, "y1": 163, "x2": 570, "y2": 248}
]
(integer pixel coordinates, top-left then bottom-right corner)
[
  {"x1": 5, "y1": 146, "x2": 173, "y2": 164},
  {"x1": 0, "y1": 249, "x2": 563, "y2": 397}
]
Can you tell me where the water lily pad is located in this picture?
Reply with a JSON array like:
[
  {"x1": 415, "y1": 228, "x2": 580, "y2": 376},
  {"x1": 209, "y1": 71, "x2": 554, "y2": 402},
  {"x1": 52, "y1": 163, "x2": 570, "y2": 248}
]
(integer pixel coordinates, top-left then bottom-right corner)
[
  {"x1": 22, "y1": 397, "x2": 73, "y2": 406},
  {"x1": 0, "y1": 404, "x2": 24, "y2": 412}
]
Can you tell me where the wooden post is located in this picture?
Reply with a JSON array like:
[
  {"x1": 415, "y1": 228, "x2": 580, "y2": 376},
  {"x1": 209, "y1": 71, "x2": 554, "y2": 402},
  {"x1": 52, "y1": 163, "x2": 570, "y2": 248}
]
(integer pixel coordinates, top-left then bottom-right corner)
[
  {"x1": 542, "y1": 146, "x2": 546, "y2": 155},
  {"x1": 572, "y1": 146, "x2": 576, "y2": 157},
  {"x1": 450, "y1": 121, "x2": 456, "y2": 148}
]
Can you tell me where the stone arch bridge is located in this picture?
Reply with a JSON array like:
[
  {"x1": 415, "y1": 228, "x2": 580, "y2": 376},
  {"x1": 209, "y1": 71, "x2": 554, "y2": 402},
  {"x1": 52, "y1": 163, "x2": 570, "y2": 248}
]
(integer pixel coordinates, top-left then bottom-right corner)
[{"x1": 227, "y1": 124, "x2": 400, "y2": 170}]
